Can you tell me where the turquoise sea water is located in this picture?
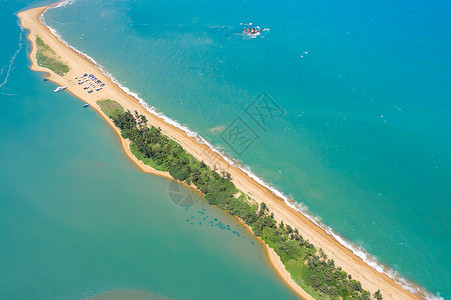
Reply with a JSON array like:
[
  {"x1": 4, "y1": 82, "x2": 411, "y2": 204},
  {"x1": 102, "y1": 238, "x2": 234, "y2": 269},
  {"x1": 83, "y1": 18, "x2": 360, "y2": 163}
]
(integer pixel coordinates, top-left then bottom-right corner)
[
  {"x1": 0, "y1": 1, "x2": 299, "y2": 299},
  {"x1": 1, "y1": 0, "x2": 450, "y2": 298},
  {"x1": 41, "y1": 0, "x2": 451, "y2": 298}
]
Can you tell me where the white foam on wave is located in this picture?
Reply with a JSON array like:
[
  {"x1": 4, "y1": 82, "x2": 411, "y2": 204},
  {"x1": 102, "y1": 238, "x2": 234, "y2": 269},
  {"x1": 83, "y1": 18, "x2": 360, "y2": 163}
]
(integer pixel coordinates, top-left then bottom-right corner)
[
  {"x1": 39, "y1": 3, "x2": 442, "y2": 300},
  {"x1": 0, "y1": 26, "x2": 24, "y2": 89},
  {"x1": 53, "y1": 0, "x2": 77, "y2": 9}
]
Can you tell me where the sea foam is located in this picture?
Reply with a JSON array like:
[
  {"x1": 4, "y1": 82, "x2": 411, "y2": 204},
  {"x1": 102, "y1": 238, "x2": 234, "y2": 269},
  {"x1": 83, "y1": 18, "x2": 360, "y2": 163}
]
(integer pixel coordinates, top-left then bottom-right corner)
[
  {"x1": 0, "y1": 26, "x2": 24, "y2": 89},
  {"x1": 40, "y1": 3, "x2": 442, "y2": 299}
]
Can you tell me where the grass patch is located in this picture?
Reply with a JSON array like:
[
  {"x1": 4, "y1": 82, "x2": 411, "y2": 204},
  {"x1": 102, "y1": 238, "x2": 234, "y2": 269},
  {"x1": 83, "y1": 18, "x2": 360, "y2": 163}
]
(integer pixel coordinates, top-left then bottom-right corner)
[
  {"x1": 97, "y1": 99, "x2": 125, "y2": 119},
  {"x1": 35, "y1": 35, "x2": 70, "y2": 76}
]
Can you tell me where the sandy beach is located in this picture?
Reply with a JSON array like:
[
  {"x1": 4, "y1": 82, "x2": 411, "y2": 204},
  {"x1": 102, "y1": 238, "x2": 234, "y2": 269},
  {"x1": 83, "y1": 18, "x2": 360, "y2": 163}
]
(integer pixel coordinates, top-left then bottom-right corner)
[{"x1": 18, "y1": 5, "x2": 421, "y2": 300}]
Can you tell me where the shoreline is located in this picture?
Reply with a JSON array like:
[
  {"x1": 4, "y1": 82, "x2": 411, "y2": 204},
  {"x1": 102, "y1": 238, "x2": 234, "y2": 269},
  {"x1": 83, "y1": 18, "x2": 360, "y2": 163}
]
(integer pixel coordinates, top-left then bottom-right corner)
[{"x1": 17, "y1": 4, "x2": 426, "y2": 300}]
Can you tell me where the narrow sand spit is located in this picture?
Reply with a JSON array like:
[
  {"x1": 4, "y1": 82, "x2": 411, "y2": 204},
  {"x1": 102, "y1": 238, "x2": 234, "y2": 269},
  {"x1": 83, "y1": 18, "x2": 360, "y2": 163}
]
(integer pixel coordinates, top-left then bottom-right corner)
[{"x1": 18, "y1": 6, "x2": 420, "y2": 300}]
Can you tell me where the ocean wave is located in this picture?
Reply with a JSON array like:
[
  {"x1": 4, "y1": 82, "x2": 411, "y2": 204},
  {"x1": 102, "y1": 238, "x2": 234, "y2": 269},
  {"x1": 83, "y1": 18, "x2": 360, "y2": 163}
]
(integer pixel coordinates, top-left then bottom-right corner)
[
  {"x1": 53, "y1": 0, "x2": 77, "y2": 9},
  {"x1": 0, "y1": 26, "x2": 24, "y2": 89},
  {"x1": 40, "y1": 3, "x2": 442, "y2": 300}
]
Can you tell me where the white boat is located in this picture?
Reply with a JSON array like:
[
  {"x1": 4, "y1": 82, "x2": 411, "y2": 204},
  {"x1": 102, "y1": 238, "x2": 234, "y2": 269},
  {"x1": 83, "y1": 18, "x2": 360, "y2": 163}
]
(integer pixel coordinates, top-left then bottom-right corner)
[{"x1": 53, "y1": 86, "x2": 67, "y2": 93}]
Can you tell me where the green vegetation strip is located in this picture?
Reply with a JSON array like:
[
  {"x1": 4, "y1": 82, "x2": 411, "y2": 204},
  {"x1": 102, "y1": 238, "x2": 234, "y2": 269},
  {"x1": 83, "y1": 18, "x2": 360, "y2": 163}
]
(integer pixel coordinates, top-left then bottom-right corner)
[
  {"x1": 98, "y1": 100, "x2": 383, "y2": 300},
  {"x1": 35, "y1": 35, "x2": 70, "y2": 76}
]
